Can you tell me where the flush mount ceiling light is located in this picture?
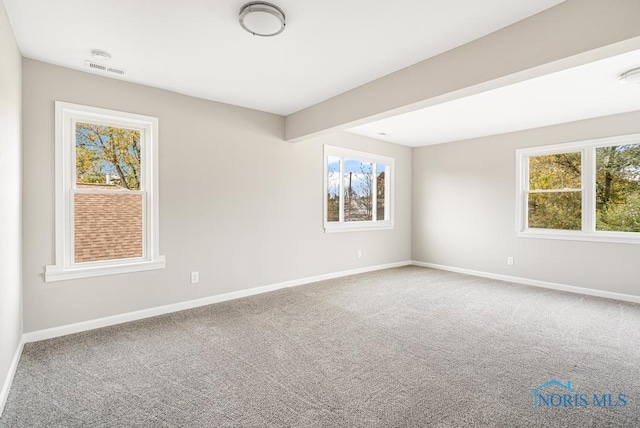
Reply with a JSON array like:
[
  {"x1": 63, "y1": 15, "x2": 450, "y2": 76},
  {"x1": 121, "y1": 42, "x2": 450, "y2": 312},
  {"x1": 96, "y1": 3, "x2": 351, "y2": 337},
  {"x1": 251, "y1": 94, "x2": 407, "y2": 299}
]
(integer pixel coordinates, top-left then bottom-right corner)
[
  {"x1": 91, "y1": 49, "x2": 111, "y2": 63},
  {"x1": 619, "y1": 67, "x2": 640, "y2": 84},
  {"x1": 239, "y1": 2, "x2": 286, "y2": 37}
]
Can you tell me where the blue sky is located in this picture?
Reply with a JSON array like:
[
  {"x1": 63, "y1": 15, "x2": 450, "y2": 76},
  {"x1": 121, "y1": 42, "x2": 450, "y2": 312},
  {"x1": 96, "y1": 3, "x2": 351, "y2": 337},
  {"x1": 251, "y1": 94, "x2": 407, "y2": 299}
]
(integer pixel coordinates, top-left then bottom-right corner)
[{"x1": 327, "y1": 158, "x2": 387, "y2": 197}]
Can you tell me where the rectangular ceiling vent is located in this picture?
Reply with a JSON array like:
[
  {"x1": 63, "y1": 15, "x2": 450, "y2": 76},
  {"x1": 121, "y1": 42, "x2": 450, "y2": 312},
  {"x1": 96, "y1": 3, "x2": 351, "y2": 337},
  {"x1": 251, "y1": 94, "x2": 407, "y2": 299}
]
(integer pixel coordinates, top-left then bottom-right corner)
[{"x1": 85, "y1": 60, "x2": 126, "y2": 75}]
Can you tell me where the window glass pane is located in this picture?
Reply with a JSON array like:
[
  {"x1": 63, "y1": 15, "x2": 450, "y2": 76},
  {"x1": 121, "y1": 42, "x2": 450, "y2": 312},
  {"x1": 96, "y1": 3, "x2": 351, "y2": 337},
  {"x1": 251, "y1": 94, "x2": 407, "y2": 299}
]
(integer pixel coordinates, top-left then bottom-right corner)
[
  {"x1": 529, "y1": 152, "x2": 581, "y2": 190},
  {"x1": 344, "y1": 159, "x2": 373, "y2": 222},
  {"x1": 76, "y1": 122, "x2": 141, "y2": 191},
  {"x1": 596, "y1": 144, "x2": 640, "y2": 232},
  {"x1": 74, "y1": 192, "x2": 143, "y2": 263},
  {"x1": 376, "y1": 164, "x2": 386, "y2": 221},
  {"x1": 528, "y1": 192, "x2": 581, "y2": 230},
  {"x1": 327, "y1": 156, "x2": 340, "y2": 222}
]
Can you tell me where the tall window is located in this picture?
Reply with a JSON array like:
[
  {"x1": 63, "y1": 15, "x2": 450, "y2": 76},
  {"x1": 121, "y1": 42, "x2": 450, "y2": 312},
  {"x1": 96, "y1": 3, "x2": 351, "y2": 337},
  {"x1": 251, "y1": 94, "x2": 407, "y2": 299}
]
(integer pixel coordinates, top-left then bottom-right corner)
[
  {"x1": 516, "y1": 134, "x2": 640, "y2": 244},
  {"x1": 46, "y1": 102, "x2": 165, "y2": 281},
  {"x1": 324, "y1": 145, "x2": 394, "y2": 232}
]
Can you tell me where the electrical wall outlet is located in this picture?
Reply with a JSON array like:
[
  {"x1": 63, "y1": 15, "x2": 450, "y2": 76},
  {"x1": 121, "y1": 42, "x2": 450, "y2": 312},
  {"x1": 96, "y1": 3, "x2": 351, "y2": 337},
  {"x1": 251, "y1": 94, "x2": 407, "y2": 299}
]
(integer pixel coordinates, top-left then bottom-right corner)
[
  {"x1": 357, "y1": 250, "x2": 362, "y2": 258},
  {"x1": 507, "y1": 256, "x2": 514, "y2": 266},
  {"x1": 190, "y1": 271, "x2": 199, "y2": 284}
]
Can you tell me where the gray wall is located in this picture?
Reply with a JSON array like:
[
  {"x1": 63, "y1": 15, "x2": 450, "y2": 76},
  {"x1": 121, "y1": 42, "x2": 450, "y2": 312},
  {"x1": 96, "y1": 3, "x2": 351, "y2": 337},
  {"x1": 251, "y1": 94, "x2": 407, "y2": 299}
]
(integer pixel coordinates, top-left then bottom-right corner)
[
  {"x1": 412, "y1": 111, "x2": 640, "y2": 296},
  {"x1": 0, "y1": 0, "x2": 22, "y2": 408},
  {"x1": 22, "y1": 59, "x2": 412, "y2": 333}
]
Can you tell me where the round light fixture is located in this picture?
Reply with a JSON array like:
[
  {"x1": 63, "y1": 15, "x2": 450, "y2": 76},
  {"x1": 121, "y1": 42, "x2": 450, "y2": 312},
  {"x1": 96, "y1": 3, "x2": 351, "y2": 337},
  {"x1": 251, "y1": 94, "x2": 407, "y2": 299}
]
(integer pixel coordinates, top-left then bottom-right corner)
[
  {"x1": 91, "y1": 49, "x2": 111, "y2": 63},
  {"x1": 620, "y1": 67, "x2": 640, "y2": 84},
  {"x1": 239, "y1": 2, "x2": 286, "y2": 37}
]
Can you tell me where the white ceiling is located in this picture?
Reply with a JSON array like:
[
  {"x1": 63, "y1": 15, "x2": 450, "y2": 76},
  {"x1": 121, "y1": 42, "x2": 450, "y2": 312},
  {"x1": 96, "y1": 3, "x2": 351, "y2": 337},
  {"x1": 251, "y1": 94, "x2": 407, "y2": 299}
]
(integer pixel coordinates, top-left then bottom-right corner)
[
  {"x1": 347, "y1": 49, "x2": 640, "y2": 146},
  {"x1": 4, "y1": 0, "x2": 563, "y2": 116}
]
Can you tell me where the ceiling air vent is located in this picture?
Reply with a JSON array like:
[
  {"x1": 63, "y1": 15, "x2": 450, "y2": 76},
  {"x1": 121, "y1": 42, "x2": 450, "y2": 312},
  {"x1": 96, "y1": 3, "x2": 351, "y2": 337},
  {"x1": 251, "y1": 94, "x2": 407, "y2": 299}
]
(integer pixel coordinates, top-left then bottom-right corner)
[{"x1": 85, "y1": 60, "x2": 126, "y2": 75}]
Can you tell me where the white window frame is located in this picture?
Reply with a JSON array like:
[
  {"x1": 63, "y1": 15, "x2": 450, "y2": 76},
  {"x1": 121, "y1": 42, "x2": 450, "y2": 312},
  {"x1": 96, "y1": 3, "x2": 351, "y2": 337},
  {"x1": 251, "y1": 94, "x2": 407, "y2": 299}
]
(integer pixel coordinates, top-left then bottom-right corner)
[
  {"x1": 516, "y1": 133, "x2": 640, "y2": 245},
  {"x1": 323, "y1": 145, "x2": 394, "y2": 233},
  {"x1": 45, "y1": 101, "x2": 166, "y2": 282}
]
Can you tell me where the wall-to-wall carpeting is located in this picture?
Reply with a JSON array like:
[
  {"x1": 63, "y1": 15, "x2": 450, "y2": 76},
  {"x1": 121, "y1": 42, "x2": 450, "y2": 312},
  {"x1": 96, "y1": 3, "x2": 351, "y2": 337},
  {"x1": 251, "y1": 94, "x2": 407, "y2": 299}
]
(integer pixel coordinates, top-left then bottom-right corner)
[{"x1": 2, "y1": 266, "x2": 639, "y2": 427}]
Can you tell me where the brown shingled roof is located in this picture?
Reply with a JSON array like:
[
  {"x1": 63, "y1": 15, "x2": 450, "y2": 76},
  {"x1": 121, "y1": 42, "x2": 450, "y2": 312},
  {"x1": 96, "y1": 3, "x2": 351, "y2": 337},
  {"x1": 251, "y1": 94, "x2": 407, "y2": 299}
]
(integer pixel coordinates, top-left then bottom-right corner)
[{"x1": 74, "y1": 191, "x2": 143, "y2": 263}]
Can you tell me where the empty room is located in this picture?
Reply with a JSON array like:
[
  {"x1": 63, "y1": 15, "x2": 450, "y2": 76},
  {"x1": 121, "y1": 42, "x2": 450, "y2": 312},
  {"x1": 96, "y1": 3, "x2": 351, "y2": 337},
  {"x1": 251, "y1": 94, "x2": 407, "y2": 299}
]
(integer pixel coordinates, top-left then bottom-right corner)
[{"x1": 1, "y1": 0, "x2": 640, "y2": 426}]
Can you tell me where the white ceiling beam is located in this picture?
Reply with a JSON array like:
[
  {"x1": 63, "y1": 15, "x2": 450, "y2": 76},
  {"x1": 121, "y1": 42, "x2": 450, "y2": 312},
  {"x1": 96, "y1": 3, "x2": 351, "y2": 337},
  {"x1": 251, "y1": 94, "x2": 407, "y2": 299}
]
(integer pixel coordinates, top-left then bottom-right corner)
[{"x1": 285, "y1": 0, "x2": 640, "y2": 142}]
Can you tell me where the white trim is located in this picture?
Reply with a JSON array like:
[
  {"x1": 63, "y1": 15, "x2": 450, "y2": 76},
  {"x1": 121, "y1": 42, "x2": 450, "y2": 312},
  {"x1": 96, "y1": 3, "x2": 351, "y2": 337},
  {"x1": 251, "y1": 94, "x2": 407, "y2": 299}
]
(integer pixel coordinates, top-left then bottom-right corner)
[
  {"x1": 411, "y1": 261, "x2": 640, "y2": 305},
  {"x1": 324, "y1": 222, "x2": 394, "y2": 233},
  {"x1": 45, "y1": 257, "x2": 166, "y2": 282},
  {"x1": 517, "y1": 229, "x2": 640, "y2": 245},
  {"x1": 371, "y1": 163, "x2": 377, "y2": 222},
  {"x1": 583, "y1": 144, "x2": 595, "y2": 233},
  {"x1": 25, "y1": 261, "x2": 412, "y2": 343},
  {"x1": 47, "y1": 102, "x2": 165, "y2": 282},
  {"x1": 0, "y1": 337, "x2": 24, "y2": 418},
  {"x1": 527, "y1": 188, "x2": 581, "y2": 194}
]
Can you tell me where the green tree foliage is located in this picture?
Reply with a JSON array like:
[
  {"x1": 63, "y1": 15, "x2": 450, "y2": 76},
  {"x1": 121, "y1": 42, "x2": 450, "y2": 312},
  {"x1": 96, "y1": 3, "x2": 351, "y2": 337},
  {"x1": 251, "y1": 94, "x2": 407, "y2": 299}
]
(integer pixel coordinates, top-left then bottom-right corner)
[
  {"x1": 527, "y1": 146, "x2": 640, "y2": 232},
  {"x1": 528, "y1": 153, "x2": 581, "y2": 230},
  {"x1": 528, "y1": 192, "x2": 581, "y2": 230},
  {"x1": 75, "y1": 123, "x2": 141, "y2": 190},
  {"x1": 327, "y1": 193, "x2": 339, "y2": 222},
  {"x1": 596, "y1": 144, "x2": 640, "y2": 232},
  {"x1": 598, "y1": 193, "x2": 640, "y2": 232}
]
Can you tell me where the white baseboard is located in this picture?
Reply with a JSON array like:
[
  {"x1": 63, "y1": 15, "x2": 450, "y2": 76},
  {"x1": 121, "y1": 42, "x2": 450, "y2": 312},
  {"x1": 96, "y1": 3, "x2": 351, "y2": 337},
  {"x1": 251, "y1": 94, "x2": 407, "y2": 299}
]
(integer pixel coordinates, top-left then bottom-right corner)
[
  {"x1": 0, "y1": 337, "x2": 24, "y2": 418},
  {"x1": 412, "y1": 260, "x2": 640, "y2": 305},
  {"x1": 23, "y1": 260, "x2": 412, "y2": 343}
]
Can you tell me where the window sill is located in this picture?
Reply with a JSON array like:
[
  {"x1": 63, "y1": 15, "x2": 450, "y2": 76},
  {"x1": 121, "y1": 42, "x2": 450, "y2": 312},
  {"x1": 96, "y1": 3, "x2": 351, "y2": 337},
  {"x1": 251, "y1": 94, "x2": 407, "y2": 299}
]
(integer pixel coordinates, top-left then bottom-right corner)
[
  {"x1": 45, "y1": 256, "x2": 166, "y2": 282},
  {"x1": 518, "y1": 230, "x2": 640, "y2": 245},
  {"x1": 324, "y1": 221, "x2": 394, "y2": 233}
]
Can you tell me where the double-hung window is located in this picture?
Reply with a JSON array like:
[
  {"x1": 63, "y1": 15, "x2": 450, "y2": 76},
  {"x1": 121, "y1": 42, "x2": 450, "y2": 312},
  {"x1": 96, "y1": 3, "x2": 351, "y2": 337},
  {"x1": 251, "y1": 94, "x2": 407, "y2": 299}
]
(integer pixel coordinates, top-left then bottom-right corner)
[
  {"x1": 516, "y1": 134, "x2": 640, "y2": 244},
  {"x1": 45, "y1": 102, "x2": 165, "y2": 281},
  {"x1": 324, "y1": 145, "x2": 394, "y2": 232}
]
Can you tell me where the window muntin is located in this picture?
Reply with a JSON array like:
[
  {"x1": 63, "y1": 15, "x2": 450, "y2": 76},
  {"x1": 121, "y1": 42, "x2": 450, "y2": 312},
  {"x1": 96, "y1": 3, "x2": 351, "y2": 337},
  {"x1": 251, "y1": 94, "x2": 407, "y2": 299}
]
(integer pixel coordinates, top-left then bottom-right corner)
[
  {"x1": 46, "y1": 102, "x2": 165, "y2": 281},
  {"x1": 516, "y1": 134, "x2": 640, "y2": 244},
  {"x1": 324, "y1": 145, "x2": 393, "y2": 232}
]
